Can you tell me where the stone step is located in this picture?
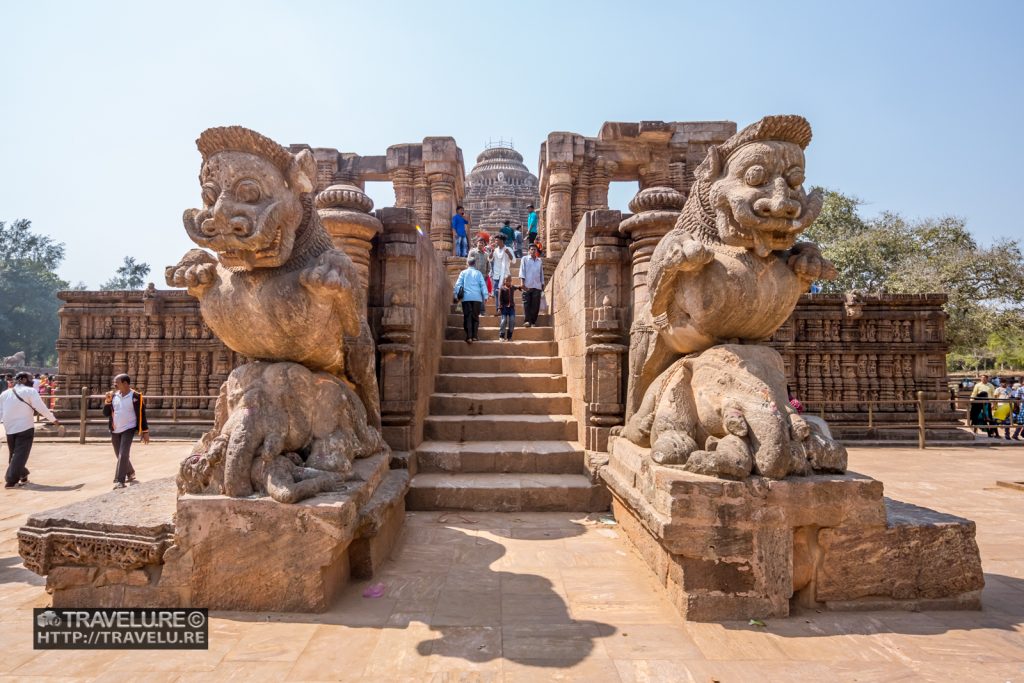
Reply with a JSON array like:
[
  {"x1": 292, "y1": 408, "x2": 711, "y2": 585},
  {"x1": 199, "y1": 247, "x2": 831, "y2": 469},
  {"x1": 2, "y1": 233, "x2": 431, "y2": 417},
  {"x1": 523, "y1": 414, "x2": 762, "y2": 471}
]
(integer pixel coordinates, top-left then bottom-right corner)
[
  {"x1": 447, "y1": 313, "x2": 552, "y2": 327},
  {"x1": 406, "y1": 473, "x2": 607, "y2": 512},
  {"x1": 441, "y1": 340, "x2": 557, "y2": 357},
  {"x1": 434, "y1": 373, "x2": 567, "y2": 394},
  {"x1": 440, "y1": 355, "x2": 562, "y2": 374},
  {"x1": 416, "y1": 440, "x2": 584, "y2": 474},
  {"x1": 430, "y1": 392, "x2": 572, "y2": 415},
  {"x1": 423, "y1": 414, "x2": 578, "y2": 442},
  {"x1": 444, "y1": 326, "x2": 552, "y2": 342}
]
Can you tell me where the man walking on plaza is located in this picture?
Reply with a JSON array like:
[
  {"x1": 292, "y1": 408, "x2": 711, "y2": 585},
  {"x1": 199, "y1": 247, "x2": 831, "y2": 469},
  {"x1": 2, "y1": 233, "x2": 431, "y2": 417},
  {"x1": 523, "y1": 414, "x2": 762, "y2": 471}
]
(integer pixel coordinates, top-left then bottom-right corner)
[
  {"x1": 526, "y1": 204, "x2": 539, "y2": 245},
  {"x1": 519, "y1": 243, "x2": 545, "y2": 327},
  {"x1": 103, "y1": 373, "x2": 149, "y2": 489},
  {"x1": 1, "y1": 371, "x2": 60, "y2": 489},
  {"x1": 453, "y1": 257, "x2": 489, "y2": 343},
  {"x1": 451, "y1": 206, "x2": 470, "y2": 258}
]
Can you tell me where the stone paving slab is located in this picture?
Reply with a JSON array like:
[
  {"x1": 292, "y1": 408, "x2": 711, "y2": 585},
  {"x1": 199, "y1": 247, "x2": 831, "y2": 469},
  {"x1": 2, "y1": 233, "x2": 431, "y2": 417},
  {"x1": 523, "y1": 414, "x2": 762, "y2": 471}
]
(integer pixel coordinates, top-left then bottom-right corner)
[{"x1": 0, "y1": 442, "x2": 1023, "y2": 681}]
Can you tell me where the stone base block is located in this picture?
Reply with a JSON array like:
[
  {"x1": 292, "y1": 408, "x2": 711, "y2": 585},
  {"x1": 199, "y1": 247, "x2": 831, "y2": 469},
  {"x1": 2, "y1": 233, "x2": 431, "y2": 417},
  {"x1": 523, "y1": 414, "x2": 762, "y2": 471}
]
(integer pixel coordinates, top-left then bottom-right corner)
[
  {"x1": 603, "y1": 436, "x2": 983, "y2": 622},
  {"x1": 19, "y1": 454, "x2": 410, "y2": 612}
]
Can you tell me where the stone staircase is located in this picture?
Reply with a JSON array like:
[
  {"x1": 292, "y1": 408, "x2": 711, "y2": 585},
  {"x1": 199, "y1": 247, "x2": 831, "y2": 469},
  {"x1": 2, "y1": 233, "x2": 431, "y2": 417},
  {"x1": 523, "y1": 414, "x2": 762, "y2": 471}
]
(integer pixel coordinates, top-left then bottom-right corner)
[{"x1": 407, "y1": 309, "x2": 608, "y2": 512}]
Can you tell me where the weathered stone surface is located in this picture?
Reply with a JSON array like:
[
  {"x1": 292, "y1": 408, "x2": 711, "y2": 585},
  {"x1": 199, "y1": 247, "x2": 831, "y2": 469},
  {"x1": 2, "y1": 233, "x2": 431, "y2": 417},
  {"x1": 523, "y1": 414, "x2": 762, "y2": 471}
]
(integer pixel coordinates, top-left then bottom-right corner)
[
  {"x1": 816, "y1": 499, "x2": 985, "y2": 606},
  {"x1": 18, "y1": 478, "x2": 176, "y2": 575},
  {"x1": 165, "y1": 126, "x2": 393, "y2": 503},
  {"x1": 604, "y1": 435, "x2": 983, "y2": 620},
  {"x1": 621, "y1": 116, "x2": 847, "y2": 481},
  {"x1": 175, "y1": 492, "x2": 355, "y2": 612},
  {"x1": 21, "y1": 452, "x2": 405, "y2": 612},
  {"x1": 178, "y1": 361, "x2": 387, "y2": 503}
]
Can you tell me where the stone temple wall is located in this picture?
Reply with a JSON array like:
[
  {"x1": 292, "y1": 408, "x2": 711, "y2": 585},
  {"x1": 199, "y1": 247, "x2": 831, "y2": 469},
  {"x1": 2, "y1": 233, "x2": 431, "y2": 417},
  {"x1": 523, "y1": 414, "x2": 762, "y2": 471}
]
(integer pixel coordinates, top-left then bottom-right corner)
[
  {"x1": 548, "y1": 210, "x2": 630, "y2": 454},
  {"x1": 54, "y1": 289, "x2": 240, "y2": 417},
  {"x1": 768, "y1": 292, "x2": 956, "y2": 434},
  {"x1": 367, "y1": 208, "x2": 450, "y2": 455}
]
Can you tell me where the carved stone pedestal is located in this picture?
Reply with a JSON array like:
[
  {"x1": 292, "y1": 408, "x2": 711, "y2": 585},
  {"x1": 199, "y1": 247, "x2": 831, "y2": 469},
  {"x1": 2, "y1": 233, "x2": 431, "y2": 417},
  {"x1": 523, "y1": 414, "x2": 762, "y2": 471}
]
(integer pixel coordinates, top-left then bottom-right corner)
[
  {"x1": 19, "y1": 453, "x2": 408, "y2": 612},
  {"x1": 603, "y1": 436, "x2": 984, "y2": 621}
]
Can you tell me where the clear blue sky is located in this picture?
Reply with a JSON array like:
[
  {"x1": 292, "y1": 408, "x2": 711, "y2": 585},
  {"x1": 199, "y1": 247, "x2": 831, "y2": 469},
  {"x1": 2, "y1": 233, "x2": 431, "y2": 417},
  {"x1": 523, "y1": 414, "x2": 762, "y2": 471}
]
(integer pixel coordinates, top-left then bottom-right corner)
[{"x1": 2, "y1": 0, "x2": 1021, "y2": 287}]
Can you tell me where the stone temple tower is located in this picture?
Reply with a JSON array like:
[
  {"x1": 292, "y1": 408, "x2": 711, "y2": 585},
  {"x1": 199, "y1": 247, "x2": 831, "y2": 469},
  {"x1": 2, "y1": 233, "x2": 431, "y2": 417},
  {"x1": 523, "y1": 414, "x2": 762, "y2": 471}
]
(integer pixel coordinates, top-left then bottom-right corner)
[{"x1": 462, "y1": 143, "x2": 540, "y2": 237}]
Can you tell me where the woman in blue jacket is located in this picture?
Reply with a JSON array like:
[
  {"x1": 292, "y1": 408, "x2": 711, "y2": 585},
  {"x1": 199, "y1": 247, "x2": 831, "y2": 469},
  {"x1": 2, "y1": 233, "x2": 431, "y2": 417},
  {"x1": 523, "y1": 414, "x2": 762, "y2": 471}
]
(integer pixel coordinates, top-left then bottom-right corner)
[{"x1": 453, "y1": 257, "x2": 489, "y2": 343}]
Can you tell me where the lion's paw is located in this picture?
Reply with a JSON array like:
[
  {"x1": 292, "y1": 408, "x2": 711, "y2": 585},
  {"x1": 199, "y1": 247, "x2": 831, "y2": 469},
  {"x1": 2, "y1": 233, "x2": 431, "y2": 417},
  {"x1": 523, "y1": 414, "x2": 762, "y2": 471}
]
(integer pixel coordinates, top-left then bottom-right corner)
[
  {"x1": 166, "y1": 249, "x2": 218, "y2": 291},
  {"x1": 299, "y1": 250, "x2": 355, "y2": 293},
  {"x1": 788, "y1": 243, "x2": 837, "y2": 283}
]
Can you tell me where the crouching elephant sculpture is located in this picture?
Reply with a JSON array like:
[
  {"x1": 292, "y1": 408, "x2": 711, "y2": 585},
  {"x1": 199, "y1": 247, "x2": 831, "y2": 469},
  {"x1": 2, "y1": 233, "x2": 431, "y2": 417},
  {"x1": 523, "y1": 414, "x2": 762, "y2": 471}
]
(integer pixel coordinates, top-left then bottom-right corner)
[
  {"x1": 178, "y1": 361, "x2": 387, "y2": 503},
  {"x1": 620, "y1": 344, "x2": 846, "y2": 480}
]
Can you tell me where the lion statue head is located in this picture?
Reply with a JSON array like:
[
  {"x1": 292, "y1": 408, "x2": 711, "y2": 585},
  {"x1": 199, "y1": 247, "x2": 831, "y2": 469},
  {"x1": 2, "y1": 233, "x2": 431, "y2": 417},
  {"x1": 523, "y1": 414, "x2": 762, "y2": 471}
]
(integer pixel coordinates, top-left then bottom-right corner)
[
  {"x1": 680, "y1": 115, "x2": 823, "y2": 257},
  {"x1": 183, "y1": 126, "x2": 317, "y2": 270}
]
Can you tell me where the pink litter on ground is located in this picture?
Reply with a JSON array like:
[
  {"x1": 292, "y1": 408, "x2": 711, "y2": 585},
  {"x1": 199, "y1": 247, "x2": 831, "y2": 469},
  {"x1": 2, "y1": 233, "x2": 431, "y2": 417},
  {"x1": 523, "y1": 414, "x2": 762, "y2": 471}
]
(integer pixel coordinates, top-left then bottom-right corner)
[{"x1": 362, "y1": 583, "x2": 386, "y2": 598}]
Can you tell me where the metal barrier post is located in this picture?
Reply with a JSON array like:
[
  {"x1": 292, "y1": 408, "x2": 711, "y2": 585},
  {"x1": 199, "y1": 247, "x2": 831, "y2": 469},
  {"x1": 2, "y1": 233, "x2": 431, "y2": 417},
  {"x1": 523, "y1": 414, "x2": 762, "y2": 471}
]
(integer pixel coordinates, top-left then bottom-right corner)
[
  {"x1": 917, "y1": 391, "x2": 926, "y2": 449},
  {"x1": 78, "y1": 386, "x2": 88, "y2": 444},
  {"x1": 867, "y1": 403, "x2": 873, "y2": 429}
]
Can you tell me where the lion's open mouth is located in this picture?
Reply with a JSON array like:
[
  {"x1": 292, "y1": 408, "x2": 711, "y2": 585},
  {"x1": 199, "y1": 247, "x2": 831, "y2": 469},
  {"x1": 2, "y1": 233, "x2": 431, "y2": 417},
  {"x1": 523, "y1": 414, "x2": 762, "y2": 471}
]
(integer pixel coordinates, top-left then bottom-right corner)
[{"x1": 218, "y1": 226, "x2": 283, "y2": 268}]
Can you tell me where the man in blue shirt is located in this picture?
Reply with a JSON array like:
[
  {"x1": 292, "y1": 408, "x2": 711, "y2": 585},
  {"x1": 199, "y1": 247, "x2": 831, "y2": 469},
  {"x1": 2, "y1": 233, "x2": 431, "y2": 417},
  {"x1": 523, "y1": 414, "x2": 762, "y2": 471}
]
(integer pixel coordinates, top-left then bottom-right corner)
[
  {"x1": 451, "y1": 206, "x2": 470, "y2": 257},
  {"x1": 453, "y1": 257, "x2": 489, "y2": 342},
  {"x1": 526, "y1": 204, "x2": 539, "y2": 245}
]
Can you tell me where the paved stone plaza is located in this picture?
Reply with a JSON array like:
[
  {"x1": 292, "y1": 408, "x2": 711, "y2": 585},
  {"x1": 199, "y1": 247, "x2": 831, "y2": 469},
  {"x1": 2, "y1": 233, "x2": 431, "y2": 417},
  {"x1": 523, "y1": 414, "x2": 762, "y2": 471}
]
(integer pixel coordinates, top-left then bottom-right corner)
[{"x1": 0, "y1": 440, "x2": 1021, "y2": 681}]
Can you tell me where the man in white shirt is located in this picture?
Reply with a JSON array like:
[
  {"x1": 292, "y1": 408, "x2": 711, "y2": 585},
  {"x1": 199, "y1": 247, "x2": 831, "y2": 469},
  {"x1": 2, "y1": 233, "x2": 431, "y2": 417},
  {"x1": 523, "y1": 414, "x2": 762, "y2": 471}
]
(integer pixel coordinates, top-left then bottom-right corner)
[
  {"x1": 1, "y1": 371, "x2": 60, "y2": 488},
  {"x1": 518, "y1": 243, "x2": 545, "y2": 327},
  {"x1": 103, "y1": 373, "x2": 150, "y2": 489},
  {"x1": 488, "y1": 235, "x2": 516, "y2": 314}
]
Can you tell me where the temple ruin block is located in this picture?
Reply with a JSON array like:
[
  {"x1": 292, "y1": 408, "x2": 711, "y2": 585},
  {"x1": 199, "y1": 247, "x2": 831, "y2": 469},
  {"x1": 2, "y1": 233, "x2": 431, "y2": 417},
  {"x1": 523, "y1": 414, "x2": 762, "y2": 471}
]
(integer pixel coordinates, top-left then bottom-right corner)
[{"x1": 25, "y1": 115, "x2": 982, "y2": 623}]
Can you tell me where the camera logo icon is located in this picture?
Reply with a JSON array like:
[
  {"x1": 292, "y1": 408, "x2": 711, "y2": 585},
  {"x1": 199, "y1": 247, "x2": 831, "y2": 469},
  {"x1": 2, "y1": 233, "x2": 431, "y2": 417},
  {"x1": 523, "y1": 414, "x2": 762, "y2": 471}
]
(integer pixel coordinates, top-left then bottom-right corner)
[{"x1": 36, "y1": 610, "x2": 61, "y2": 628}]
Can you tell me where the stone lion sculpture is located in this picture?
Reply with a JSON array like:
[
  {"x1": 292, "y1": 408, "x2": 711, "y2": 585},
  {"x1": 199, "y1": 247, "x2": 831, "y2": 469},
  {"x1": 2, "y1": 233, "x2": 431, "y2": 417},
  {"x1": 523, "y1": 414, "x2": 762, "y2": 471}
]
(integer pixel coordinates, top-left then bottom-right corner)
[
  {"x1": 620, "y1": 115, "x2": 846, "y2": 479},
  {"x1": 166, "y1": 126, "x2": 379, "y2": 428},
  {"x1": 178, "y1": 362, "x2": 386, "y2": 503},
  {"x1": 166, "y1": 126, "x2": 383, "y2": 502}
]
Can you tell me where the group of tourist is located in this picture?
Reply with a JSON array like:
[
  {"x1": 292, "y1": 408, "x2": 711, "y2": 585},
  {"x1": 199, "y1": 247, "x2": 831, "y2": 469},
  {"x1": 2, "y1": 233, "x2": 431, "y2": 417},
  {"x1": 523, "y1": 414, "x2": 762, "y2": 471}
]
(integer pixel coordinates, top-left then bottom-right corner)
[
  {"x1": 966, "y1": 373, "x2": 1024, "y2": 440},
  {"x1": 451, "y1": 203, "x2": 542, "y2": 259},
  {"x1": 2, "y1": 373, "x2": 149, "y2": 490},
  {"x1": 451, "y1": 204, "x2": 546, "y2": 343},
  {"x1": 3, "y1": 373, "x2": 58, "y2": 410}
]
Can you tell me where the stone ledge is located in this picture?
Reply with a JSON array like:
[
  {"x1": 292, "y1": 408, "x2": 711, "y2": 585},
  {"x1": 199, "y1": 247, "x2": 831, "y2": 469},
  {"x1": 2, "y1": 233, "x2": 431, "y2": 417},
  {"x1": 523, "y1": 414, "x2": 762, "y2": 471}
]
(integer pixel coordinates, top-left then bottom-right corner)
[
  {"x1": 604, "y1": 436, "x2": 984, "y2": 621},
  {"x1": 19, "y1": 452, "x2": 406, "y2": 612}
]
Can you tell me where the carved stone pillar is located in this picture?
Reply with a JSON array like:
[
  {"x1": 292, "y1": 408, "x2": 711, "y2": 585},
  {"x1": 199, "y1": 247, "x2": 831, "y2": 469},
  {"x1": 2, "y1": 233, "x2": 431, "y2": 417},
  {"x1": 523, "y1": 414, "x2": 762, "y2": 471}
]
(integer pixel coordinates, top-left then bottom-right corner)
[
  {"x1": 428, "y1": 172, "x2": 455, "y2": 254},
  {"x1": 412, "y1": 168, "x2": 432, "y2": 239},
  {"x1": 375, "y1": 208, "x2": 419, "y2": 451},
  {"x1": 618, "y1": 187, "x2": 686, "y2": 418},
  {"x1": 581, "y1": 210, "x2": 629, "y2": 452},
  {"x1": 311, "y1": 148, "x2": 339, "y2": 193},
  {"x1": 618, "y1": 186, "x2": 686, "y2": 312},
  {"x1": 316, "y1": 184, "x2": 384, "y2": 291},
  {"x1": 545, "y1": 161, "x2": 573, "y2": 259},
  {"x1": 588, "y1": 157, "x2": 617, "y2": 211},
  {"x1": 391, "y1": 167, "x2": 414, "y2": 209}
]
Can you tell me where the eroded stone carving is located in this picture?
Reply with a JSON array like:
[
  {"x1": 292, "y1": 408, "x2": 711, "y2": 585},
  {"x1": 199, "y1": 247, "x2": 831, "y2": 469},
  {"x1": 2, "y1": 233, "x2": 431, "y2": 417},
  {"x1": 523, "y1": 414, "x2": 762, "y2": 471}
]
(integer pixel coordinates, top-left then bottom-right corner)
[
  {"x1": 621, "y1": 115, "x2": 846, "y2": 479},
  {"x1": 166, "y1": 126, "x2": 385, "y2": 502},
  {"x1": 178, "y1": 361, "x2": 386, "y2": 502}
]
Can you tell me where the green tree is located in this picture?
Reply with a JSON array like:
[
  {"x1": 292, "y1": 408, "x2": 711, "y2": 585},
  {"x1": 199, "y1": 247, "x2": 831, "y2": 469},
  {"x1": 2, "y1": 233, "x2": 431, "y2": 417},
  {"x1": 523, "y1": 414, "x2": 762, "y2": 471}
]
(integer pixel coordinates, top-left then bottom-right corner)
[
  {"x1": 805, "y1": 189, "x2": 1024, "y2": 370},
  {"x1": 100, "y1": 256, "x2": 151, "y2": 290},
  {"x1": 0, "y1": 219, "x2": 68, "y2": 365}
]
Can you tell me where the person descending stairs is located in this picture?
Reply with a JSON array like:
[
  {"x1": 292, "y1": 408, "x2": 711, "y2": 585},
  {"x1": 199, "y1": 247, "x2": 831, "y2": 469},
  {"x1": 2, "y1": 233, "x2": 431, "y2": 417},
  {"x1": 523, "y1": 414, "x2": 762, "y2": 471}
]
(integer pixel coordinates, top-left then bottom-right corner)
[{"x1": 407, "y1": 305, "x2": 608, "y2": 512}]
